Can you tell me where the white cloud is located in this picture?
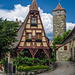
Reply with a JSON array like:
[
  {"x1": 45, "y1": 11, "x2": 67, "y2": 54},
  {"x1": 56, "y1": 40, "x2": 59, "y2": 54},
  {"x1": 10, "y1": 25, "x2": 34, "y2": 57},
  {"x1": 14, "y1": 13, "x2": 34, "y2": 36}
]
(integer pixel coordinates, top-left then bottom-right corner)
[
  {"x1": 66, "y1": 22, "x2": 75, "y2": 31},
  {"x1": 0, "y1": 4, "x2": 75, "y2": 40},
  {"x1": 0, "y1": 4, "x2": 30, "y2": 21}
]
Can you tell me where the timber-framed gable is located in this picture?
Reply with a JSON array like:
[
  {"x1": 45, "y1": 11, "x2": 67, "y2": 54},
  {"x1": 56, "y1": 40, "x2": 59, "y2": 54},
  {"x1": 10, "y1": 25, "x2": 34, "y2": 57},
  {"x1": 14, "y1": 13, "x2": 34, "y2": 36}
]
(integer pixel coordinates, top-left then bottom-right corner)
[{"x1": 15, "y1": 0, "x2": 51, "y2": 59}]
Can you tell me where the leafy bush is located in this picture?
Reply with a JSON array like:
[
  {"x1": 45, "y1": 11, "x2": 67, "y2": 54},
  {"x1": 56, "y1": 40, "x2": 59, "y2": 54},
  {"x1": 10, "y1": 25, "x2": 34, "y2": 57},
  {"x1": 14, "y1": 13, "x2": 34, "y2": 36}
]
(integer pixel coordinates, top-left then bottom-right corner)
[
  {"x1": 0, "y1": 58, "x2": 8, "y2": 73},
  {"x1": 14, "y1": 52, "x2": 51, "y2": 67},
  {"x1": 51, "y1": 52, "x2": 56, "y2": 62},
  {"x1": 14, "y1": 57, "x2": 34, "y2": 66},
  {"x1": 17, "y1": 65, "x2": 50, "y2": 72},
  {"x1": 65, "y1": 58, "x2": 70, "y2": 61}
]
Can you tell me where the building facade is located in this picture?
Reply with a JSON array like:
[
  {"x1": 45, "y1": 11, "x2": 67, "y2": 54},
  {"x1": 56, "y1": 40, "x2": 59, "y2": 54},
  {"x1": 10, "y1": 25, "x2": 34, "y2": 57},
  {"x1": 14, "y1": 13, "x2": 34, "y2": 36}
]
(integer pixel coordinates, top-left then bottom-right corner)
[
  {"x1": 53, "y1": 3, "x2": 66, "y2": 38},
  {"x1": 13, "y1": 0, "x2": 51, "y2": 59},
  {"x1": 56, "y1": 27, "x2": 75, "y2": 61}
]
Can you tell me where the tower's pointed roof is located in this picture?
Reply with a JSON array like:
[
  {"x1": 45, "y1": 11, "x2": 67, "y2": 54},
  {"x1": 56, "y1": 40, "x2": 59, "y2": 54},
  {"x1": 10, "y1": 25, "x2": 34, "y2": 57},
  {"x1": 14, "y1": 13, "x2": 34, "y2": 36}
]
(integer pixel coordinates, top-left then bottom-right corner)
[
  {"x1": 53, "y1": 3, "x2": 65, "y2": 11},
  {"x1": 55, "y1": 3, "x2": 63, "y2": 10},
  {"x1": 30, "y1": 0, "x2": 38, "y2": 11}
]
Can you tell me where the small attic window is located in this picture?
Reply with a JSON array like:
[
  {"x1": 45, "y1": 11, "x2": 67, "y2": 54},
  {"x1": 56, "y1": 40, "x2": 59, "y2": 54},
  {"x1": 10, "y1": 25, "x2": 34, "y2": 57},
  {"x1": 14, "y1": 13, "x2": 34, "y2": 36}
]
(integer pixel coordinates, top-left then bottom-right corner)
[
  {"x1": 31, "y1": 17, "x2": 37, "y2": 24},
  {"x1": 31, "y1": 17, "x2": 37, "y2": 26}
]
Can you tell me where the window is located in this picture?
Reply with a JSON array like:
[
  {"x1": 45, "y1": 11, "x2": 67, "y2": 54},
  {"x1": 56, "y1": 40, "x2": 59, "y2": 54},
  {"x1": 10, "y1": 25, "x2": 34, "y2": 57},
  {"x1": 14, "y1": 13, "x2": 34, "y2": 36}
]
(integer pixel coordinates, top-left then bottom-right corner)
[
  {"x1": 64, "y1": 46, "x2": 67, "y2": 50},
  {"x1": 31, "y1": 17, "x2": 37, "y2": 24},
  {"x1": 36, "y1": 34, "x2": 41, "y2": 39},
  {"x1": 26, "y1": 33, "x2": 31, "y2": 39},
  {"x1": 57, "y1": 11, "x2": 59, "y2": 13},
  {"x1": 26, "y1": 33, "x2": 31, "y2": 42}
]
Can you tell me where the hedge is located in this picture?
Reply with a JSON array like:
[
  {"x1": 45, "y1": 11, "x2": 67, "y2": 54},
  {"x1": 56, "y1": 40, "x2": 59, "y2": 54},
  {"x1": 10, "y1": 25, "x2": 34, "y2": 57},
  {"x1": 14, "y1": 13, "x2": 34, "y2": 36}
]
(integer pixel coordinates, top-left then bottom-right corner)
[{"x1": 17, "y1": 65, "x2": 50, "y2": 72}]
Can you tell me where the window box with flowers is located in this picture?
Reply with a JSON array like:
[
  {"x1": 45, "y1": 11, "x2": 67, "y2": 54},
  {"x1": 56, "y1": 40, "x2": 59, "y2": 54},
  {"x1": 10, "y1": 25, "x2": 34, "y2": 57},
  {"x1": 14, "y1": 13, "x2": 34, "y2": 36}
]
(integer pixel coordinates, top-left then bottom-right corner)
[
  {"x1": 36, "y1": 39, "x2": 42, "y2": 42},
  {"x1": 31, "y1": 24, "x2": 37, "y2": 26},
  {"x1": 26, "y1": 39, "x2": 32, "y2": 42}
]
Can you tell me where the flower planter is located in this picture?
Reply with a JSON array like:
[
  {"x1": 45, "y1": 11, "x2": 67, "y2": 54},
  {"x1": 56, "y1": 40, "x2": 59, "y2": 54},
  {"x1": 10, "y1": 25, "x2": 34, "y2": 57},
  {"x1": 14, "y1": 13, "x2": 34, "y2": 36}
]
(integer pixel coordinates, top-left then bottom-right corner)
[
  {"x1": 36, "y1": 39, "x2": 42, "y2": 42},
  {"x1": 31, "y1": 24, "x2": 37, "y2": 26},
  {"x1": 26, "y1": 39, "x2": 32, "y2": 42}
]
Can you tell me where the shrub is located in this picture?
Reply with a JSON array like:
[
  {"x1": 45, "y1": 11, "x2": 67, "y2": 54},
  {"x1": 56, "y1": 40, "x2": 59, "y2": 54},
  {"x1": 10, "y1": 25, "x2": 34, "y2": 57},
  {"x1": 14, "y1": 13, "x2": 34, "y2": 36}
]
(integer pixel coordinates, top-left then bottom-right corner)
[
  {"x1": 1, "y1": 58, "x2": 8, "y2": 73},
  {"x1": 17, "y1": 65, "x2": 50, "y2": 72},
  {"x1": 65, "y1": 58, "x2": 70, "y2": 61},
  {"x1": 14, "y1": 52, "x2": 55, "y2": 67}
]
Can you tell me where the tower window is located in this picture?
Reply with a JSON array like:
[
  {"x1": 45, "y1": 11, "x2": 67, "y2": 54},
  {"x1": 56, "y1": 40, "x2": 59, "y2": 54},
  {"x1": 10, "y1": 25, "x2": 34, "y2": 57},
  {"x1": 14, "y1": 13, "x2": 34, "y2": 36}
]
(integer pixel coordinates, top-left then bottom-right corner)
[{"x1": 57, "y1": 11, "x2": 59, "y2": 13}]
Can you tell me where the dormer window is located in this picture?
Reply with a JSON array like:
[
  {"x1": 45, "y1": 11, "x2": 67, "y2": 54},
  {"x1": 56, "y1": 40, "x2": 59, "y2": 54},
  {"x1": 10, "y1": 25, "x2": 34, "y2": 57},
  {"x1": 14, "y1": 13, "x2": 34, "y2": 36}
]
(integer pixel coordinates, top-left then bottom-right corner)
[{"x1": 31, "y1": 17, "x2": 37, "y2": 26}]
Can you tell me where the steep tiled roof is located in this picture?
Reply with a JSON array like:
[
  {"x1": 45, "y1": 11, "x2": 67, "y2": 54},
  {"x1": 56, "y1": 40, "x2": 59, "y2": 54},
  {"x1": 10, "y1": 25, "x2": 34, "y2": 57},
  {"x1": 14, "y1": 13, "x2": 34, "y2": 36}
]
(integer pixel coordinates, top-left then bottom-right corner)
[
  {"x1": 63, "y1": 27, "x2": 75, "y2": 43},
  {"x1": 53, "y1": 3, "x2": 65, "y2": 11},
  {"x1": 13, "y1": 13, "x2": 29, "y2": 48},
  {"x1": 55, "y1": 3, "x2": 63, "y2": 10},
  {"x1": 30, "y1": 0, "x2": 38, "y2": 11}
]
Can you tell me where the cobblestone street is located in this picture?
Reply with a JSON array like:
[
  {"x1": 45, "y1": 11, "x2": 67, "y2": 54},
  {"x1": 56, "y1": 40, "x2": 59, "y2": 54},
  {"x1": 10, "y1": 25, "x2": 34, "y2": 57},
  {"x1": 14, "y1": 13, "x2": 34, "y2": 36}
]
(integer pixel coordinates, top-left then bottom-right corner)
[{"x1": 38, "y1": 61, "x2": 75, "y2": 75}]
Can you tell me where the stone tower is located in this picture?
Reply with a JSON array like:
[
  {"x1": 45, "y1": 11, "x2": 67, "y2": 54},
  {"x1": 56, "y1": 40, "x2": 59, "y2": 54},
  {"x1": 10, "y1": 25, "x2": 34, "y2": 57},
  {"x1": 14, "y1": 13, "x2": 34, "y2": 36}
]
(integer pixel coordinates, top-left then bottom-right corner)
[{"x1": 53, "y1": 3, "x2": 66, "y2": 38}]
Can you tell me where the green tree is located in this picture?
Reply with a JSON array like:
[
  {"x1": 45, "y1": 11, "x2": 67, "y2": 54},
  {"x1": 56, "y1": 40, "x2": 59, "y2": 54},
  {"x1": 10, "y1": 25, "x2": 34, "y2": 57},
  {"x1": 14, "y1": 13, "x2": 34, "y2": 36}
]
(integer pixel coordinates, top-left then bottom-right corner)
[
  {"x1": 53, "y1": 30, "x2": 72, "y2": 45},
  {"x1": 53, "y1": 35, "x2": 63, "y2": 44},
  {"x1": 63, "y1": 30, "x2": 72, "y2": 39},
  {"x1": 0, "y1": 18, "x2": 19, "y2": 60}
]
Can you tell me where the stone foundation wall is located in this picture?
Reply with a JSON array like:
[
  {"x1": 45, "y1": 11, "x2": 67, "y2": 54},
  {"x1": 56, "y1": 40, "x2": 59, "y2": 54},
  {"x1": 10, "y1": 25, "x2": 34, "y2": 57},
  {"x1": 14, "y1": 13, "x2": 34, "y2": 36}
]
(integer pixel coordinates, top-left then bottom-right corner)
[{"x1": 17, "y1": 69, "x2": 48, "y2": 75}]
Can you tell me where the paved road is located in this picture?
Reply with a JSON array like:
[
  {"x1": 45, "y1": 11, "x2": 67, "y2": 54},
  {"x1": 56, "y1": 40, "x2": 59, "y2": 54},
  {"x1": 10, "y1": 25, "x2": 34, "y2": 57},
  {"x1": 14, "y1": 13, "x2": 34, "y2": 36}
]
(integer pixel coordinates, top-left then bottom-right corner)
[{"x1": 38, "y1": 61, "x2": 75, "y2": 75}]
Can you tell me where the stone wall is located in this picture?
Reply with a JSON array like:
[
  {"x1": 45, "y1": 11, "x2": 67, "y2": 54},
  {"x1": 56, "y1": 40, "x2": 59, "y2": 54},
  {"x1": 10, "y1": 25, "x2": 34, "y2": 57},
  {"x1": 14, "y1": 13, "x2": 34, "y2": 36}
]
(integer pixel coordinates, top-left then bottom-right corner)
[
  {"x1": 56, "y1": 43, "x2": 71, "y2": 61},
  {"x1": 17, "y1": 69, "x2": 48, "y2": 75},
  {"x1": 56, "y1": 36, "x2": 75, "y2": 61}
]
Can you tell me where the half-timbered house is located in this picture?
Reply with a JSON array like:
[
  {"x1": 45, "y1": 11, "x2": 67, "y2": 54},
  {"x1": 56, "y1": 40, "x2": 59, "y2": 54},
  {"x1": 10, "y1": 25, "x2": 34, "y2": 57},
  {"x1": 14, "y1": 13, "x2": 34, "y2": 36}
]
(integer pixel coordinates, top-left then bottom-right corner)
[{"x1": 13, "y1": 0, "x2": 51, "y2": 59}]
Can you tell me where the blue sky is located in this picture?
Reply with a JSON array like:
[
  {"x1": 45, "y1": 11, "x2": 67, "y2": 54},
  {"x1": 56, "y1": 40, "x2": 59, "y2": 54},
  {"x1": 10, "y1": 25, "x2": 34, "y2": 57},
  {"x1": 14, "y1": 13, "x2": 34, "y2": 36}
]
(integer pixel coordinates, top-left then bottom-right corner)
[
  {"x1": 0, "y1": 0, "x2": 75, "y2": 23},
  {"x1": 0, "y1": 0, "x2": 75, "y2": 41}
]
